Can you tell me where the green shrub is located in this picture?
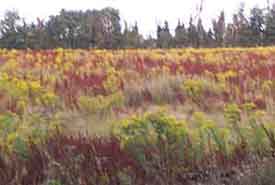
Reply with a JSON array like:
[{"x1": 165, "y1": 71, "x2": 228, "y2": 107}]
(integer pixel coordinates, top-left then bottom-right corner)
[
  {"x1": 112, "y1": 110, "x2": 188, "y2": 146},
  {"x1": 78, "y1": 92, "x2": 124, "y2": 117}
]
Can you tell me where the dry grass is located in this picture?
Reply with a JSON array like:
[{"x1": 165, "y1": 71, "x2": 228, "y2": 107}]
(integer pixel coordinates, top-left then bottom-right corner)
[{"x1": 123, "y1": 74, "x2": 183, "y2": 107}]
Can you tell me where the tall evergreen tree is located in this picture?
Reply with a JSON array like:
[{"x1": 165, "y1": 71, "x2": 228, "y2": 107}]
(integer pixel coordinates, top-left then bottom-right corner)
[
  {"x1": 235, "y1": 4, "x2": 251, "y2": 46},
  {"x1": 0, "y1": 5, "x2": 271, "y2": 49},
  {"x1": 264, "y1": 5, "x2": 275, "y2": 45},
  {"x1": 0, "y1": 10, "x2": 23, "y2": 48},
  {"x1": 213, "y1": 11, "x2": 225, "y2": 47},
  {"x1": 157, "y1": 21, "x2": 172, "y2": 48},
  {"x1": 174, "y1": 20, "x2": 187, "y2": 48},
  {"x1": 187, "y1": 17, "x2": 198, "y2": 47},
  {"x1": 249, "y1": 7, "x2": 264, "y2": 46},
  {"x1": 224, "y1": 23, "x2": 235, "y2": 47},
  {"x1": 122, "y1": 21, "x2": 143, "y2": 48},
  {"x1": 197, "y1": 18, "x2": 206, "y2": 47}
]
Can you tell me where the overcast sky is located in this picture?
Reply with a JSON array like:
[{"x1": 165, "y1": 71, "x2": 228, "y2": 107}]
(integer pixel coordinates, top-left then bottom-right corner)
[{"x1": 0, "y1": 0, "x2": 273, "y2": 36}]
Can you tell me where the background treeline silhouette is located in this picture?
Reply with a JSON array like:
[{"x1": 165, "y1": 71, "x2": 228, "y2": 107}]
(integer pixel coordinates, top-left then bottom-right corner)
[{"x1": 1, "y1": 3, "x2": 275, "y2": 49}]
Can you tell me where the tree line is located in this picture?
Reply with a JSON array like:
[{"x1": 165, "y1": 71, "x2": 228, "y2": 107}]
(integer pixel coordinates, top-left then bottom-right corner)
[{"x1": 1, "y1": 4, "x2": 275, "y2": 49}]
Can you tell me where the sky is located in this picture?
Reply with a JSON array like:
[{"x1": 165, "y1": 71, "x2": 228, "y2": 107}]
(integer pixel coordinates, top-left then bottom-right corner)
[{"x1": 0, "y1": 0, "x2": 273, "y2": 37}]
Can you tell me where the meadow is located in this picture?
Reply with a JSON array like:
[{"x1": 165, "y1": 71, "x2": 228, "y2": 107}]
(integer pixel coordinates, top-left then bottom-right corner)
[{"x1": 1, "y1": 48, "x2": 275, "y2": 184}]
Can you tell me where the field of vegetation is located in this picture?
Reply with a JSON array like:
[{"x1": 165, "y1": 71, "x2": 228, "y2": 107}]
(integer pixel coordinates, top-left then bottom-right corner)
[{"x1": 1, "y1": 47, "x2": 275, "y2": 184}]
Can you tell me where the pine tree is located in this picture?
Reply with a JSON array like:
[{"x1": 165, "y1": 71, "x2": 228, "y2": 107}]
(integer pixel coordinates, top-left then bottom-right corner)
[
  {"x1": 224, "y1": 23, "x2": 235, "y2": 47},
  {"x1": 174, "y1": 20, "x2": 187, "y2": 48},
  {"x1": 187, "y1": 17, "x2": 198, "y2": 47},
  {"x1": 264, "y1": 5, "x2": 275, "y2": 45},
  {"x1": 249, "y1": 7, "x2": 264, "y2": 46},
  {"x1": 0, "y1": 10, "x2": 23, "y2": 48},
  {"x1": 236, "y1": 4, "x2": 251, "y2": 46},
  {"x1": 157, "y1": 21, "x2": 172, "y2": 48},
  {"x1": 212, "y1": 11, "x2": 225, "y2": 47},
  {"x1": 197, "y1": 18, "x2": 206, "y2": 47}
]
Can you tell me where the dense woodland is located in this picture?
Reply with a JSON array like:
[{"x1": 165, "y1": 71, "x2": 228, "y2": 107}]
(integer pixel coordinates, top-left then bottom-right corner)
[{"x1": 1, "y1": 4, "x2": 275, "y2": 49}]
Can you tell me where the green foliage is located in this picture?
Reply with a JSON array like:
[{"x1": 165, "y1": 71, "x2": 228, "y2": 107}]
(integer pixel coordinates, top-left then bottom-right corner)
[
  {"x1": 0, "y1": 74, "x2": 59, "y2": 112},
  {"x1": 113, "y1": 110, "x2": 242, "y2": 162},
  {"x1": 224, "y1": 103, "x2": 241, "y2": 125},
  {"x1": 224, "y1": 103, "x2": 245, "y2": 144},
  {"x1": 0, "y1": 112, "x2": 60, "y2": 153},
  {"x1": 122, "y1": 22, "x2": 143, "y2": 48},
  {"x1": 182, "y1": 79, "x2": 204, "y2": 98},
  {"x1": 247, "y1": 111, "x2": 268, "y2": 155},
  {"x1": 13, "y1": 136, "x2": 28, "y2": 158},
  {"x1": 113, "y1": 110, "x2": 188, "y2": 146},
  {"x1": 192, "y1": 112, "x2": 229, "y2": 155},
  {"x1": 78, "y1": 92, "x2": 124, "y2": 116},
  {"x1": 48, "y1": 180, "x2": 62, "y2": 185},
  {"x1": 191, "y1": 112, "x2": 210, "y2": 159},
  {"x1": 174, "y1": 21, "x2": 188, "y2": 47},
  {"x1": 0, "y1": 113, "x2": 16, "y2": 135},
  {"x1": 242, "y1": 102, "x2": 257, "y2": 113},
  {"x1": 213, "y1": 11, "x2": 225, "y2": 47},
  {"x1": 265, "y1": 6, "x2": 275, "y2": 45},
  {"x1": 181, "y1": 78, "x2": 222, "y2": 105},
  {"x1": 157, "y1": 21, "x2": 173, "y2": 48},
  {"x1": 249, "y1": 7, "x2": 264, "y2": 46},
  {"x1": 112, "y1": 110, "x2": 193, "y2": 178},
  {"x1": 0, "y1": 8, "x2": 123, "y2": 49},
  {"x1": 3, "y1": 5, "x2": 275, "y2": 48}
]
